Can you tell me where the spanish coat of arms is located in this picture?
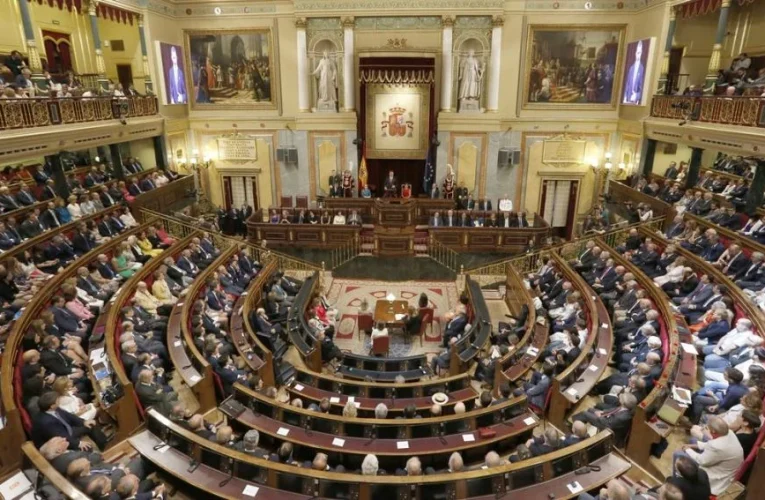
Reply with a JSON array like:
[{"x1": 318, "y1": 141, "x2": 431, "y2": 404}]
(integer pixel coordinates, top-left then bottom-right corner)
[{"x1": 380, "y1": 105, "x2": 414, "y2": 138}]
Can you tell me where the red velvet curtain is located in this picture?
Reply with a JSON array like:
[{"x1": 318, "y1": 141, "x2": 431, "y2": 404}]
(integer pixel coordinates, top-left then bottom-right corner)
[{"x1": 358, "y1": 57, "x2": 436, "y2": 196}]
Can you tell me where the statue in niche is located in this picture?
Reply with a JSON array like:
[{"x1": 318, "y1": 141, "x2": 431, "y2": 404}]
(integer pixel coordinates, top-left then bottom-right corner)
[
  {"x1": 312, "y1": 50, "x2": 337, "y2": 112},
  {"x1": 458, "y1": 50, "x2": 484, "y2": 112}
]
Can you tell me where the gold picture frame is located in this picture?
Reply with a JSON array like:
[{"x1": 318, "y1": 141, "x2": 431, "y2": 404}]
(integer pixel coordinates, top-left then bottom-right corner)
[
  {"x1": 365, "y1": 83, "x2": 430, "y2": 160},
  {"x1": 184, "y1": 24, "x2": 280, "y2": 111},
  {"x1": 522, "y1": 24, "x2": 626, "y2": 110}
]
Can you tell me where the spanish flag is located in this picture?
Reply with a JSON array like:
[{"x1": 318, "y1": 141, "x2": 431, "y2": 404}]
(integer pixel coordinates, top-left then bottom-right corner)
[{"x1": 358, "y1": 145, "x2": 368, "y2": 194}]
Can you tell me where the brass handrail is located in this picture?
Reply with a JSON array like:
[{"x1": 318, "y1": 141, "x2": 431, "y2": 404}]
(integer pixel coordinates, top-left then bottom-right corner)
[
  {"x1": 427, "y1": 235, "x2": 460, "y2": 273},
  {"x1": 330, "y1": 234, "x2": 361, "y2": 269}
]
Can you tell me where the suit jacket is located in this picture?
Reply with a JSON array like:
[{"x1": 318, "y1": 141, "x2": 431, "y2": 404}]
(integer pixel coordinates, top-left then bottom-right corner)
[
  {"x1": 40, "y1": 185, "x2": 57, "y2": 200},
  {"x1": 40, "y1": 209, "x2": 61, "y2": 229},
  {"x1": 21, "y1": 218, "x2": 45, "y2": 239},
  {"x1": 702, "y1": 243, "x2": 725, "y2": 262},
  {"x1": 32, "y1": 409, "x2": 86, "y2": 449},
  {"x1": 429, "y1": 216, "x2": 443, "y2": 227},
  {"x1": 128, "y1": 183, "x2": 143, "y2": 196},
  {"x1": 40, "y1": 348, "x2": 74, "y2": 376},
  {"x1": 177, "y1": 257, "x2": 198, "y2": 276},
  {"x1": 52, "y1": 305, "x2": 81, "y2": 333},
  {"x1": 724, "y1": 253, "x2": 751, "y2": 277}
]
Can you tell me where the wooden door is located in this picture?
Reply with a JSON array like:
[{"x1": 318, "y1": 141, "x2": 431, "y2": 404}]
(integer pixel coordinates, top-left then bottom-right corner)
[
  {"x1": 116, "y1": 64, "x2": 133, "y2": 90},
  {"x1": 540, "y1": 179, "x2": 579, "y2": 239}
]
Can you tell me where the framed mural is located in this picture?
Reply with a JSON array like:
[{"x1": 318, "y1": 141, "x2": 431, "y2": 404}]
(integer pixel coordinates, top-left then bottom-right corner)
[
  {"x1": 155, "y1": 42, "x2": 187, "y2": 105},
  {"x1": 523, "y1": 25, "x2": 626, "y2": 109},
  {"x1": 184, "y1": 26, "x2": 279, "y2": 110},
  {"x1": 621, "y1": 37, "x2": 655, "y2": 107},
  {"x1": 365, "y1": 84, "x2": 430, "y2": 159}
]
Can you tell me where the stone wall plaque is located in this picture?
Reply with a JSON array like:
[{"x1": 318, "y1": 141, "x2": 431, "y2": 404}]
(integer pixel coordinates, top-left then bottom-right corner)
[
  {"x1": 542, "y1": 139, "x2": 587, "y2": 165},
  {"x1": 217, "y1": 136, "x2": 258, "y2": 161}
]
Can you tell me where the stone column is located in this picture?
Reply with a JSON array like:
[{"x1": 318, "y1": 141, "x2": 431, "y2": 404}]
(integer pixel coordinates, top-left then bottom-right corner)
[
  {"x1": 295, "y1": 18, "x2": 310, "y2": 112},
  {"x1": 686, "y1": 147, "x2": 704, "y2": 189},
  {"x1": 342, "y1": 17, "x2": 355, "y2": 112},
  {"x1": 87, "y1": 1, "x2": 108, "y2": 87},
  {"x1": 638, "y1": 139, "x2": 657, "y2": 179},
  {"x1": 137, "y1": 15, "x2": 152, "y2": 93},
  {"x1": 16, "y1": 0, "x2": 42, "y2": 74},
  {"x1": 440, "y1": 16, "x2": 454, "y2": 112},
  {"x1": 659, "y1": 7, "x2": 676, "y2": 95},
  {"x1": 486, "y1": 16, "x2": 503, "y2": 112},
  {"x1": 705, "y1": 0, "x2": 731, "y2": 91},
  {"x1": 745, "y1": 159, "x2": 765, "y2": 215}
]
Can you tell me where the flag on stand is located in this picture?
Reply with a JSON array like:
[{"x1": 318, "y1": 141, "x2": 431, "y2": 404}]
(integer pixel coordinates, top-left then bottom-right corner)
[
  {"x1": 423, "y1": 139, "x2": 435, "y2": 194},
  {"x1": 358, "y1": 145, "x2": 368, "y2": 195}
]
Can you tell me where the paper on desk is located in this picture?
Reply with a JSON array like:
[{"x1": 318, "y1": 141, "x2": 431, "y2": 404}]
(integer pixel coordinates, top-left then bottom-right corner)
[
  {"x1": 526, "y1": 347, "x2": 539, "y2": 356},
  {"x1": 567, "y1": 481, "x2": 584, "y2": 494},
  {"x1": 681, "y1": 343, "x2": 698, "y2": 355},
  {"x1": 332, "y1": 438, "x2": 345, "y2": 447},
  {"x1": 462, "y1": 433, "x2": 475, "y2": 442},
  {"x1": 189, "y1": 375, "x2": 200, "y2": 383},
  {"x1": 566, "y1": 387, "x2": 578, "y2": 397},
  {"x1": 242, "y1": 485, "x2": 259, "y2": 497},
  {"x1": 601, "y1": 323, "x2": 608, "y2": 329},
  {"x1": 347, "y1": 396, "x2": 355, "y2": 403},
  {"x1": 397, "y1": 441, "x2": 409, "y2": 449},
  {"x1": 523, "y1": 417, "x2": 536, "y2": 426},
  {"x1": 395, "y1": 314, "x2": 406, "y2": 320},
  {"x1": 673, "y1": 386, "x2": 693, "y2": 405},
  {"x1": 588, "y1": 364, "x2": 599, "y2": 372},
  {"x1": 294, "y1": 384, "x2": 304, "y2": 391},
  {"x1": 276, "y1": 427, "x2": 290, "y2": 436},
  {"x1": 173, "y1": 341, "x2": 181, "y2": 347},
  {"x1": 330, "y1": 397, "x2": 340, "y2": 403},
  {"x1": 597, "y1": 348, "x2": 608, "y2": 356},
  {"x1": 157, "y1": 445, "x2": 170, "y2": 454}
]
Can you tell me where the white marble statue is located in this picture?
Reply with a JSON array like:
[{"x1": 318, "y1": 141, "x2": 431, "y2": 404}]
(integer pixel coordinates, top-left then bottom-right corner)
[
  {"x1": 458, "y1": 50, "x2": 484, "y2": 106},
  {"x1": 312, "y1": 50, "x2": 337, "y2": 108}
]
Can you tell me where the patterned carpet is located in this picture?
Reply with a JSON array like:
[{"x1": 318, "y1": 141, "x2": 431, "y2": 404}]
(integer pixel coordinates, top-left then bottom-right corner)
[{"x1": 324, "y1": 279, "x2": 460, "y2": 357}]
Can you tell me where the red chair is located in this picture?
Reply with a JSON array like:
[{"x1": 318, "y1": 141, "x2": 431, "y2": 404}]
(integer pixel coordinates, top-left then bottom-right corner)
[
  {"x1": 280, "y1": 195, "x2": 293, "y2": 208},
  {"x1": 295, "y1": 196, "x2": 308, "y2": 208},
  {"x1": 371, "y1": 335, "x2": 390, "y2": 357},
  {"x1": 420, "y1": 307, "x2": 436, "y2": 336},
  {"x1": 357, "y1": 312, "x2": 374, "y2": 340}
]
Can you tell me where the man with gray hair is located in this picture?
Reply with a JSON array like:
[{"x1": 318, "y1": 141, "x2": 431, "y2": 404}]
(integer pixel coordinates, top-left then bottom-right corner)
[
  {"x1": 484, "y1": 451, "x2": 504, "y2": 468},
  {"x1": 577, "y1": 478, "x2": 631, "y2": 500},
  {"x1": 430, "y1": 403, "x2": 442, "y2": 416},
  {"x1": 405, "y1": 456, "x2": 422, "y2": 476},
  {"x1": 448, "y1": 452, "x2": 464, "y2": 472},
  {"x1": 374, "y1": 403, "x2": 389, "y2": 419},
  {"x1": 238, "y1": 429, "x2": 267, "y2": 458},
  {"x1": 361, "y1": 454, "x2": 379, "y2": 475},
  {"x1": 572, "y1": 393, "x2": 637, "y2": 444}
]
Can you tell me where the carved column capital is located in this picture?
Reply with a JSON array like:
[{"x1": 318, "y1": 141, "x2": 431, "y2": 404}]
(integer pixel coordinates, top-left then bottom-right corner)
[
  {"x1": 137, "y1": 14, "x2": 144, "y2": 28},
  {"x1": 295, "y1": 17, "x2": 307, "y2": 29},
  {"x1": 669, "y1": 6, "x2": 676, "y2": 21},
  {"x1": 87, "y1": 0, "x2": 99, "y2": 16},
  {"x1": 721, "y1": 0, "x2": 731, "y2": 7},
  {"x1": 441, "y1": 16, "x2": 455, "y2": 28},
  {"x1": 491, "y1": 15, "x2": 505, "y2": 27},
  {"x1": 341, "y1": 17, "x2": 355, "y2": 29}
]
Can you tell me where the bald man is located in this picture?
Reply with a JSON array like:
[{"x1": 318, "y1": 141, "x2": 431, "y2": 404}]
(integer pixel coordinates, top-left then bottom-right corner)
[{"x1": 577, "y1": 479, "x2": 631, "y2": 500}]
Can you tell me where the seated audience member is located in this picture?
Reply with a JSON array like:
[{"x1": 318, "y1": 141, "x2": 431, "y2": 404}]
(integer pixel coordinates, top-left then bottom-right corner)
[
  {"x1": 572, "y1": 393, "x2": 637, "y2": 444},
  {"x1": 32, "y1": 392, "x2": 108, "y2": 451}
]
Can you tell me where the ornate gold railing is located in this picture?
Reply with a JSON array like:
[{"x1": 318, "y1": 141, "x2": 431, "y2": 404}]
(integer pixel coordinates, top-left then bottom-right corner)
[
  {"x1": 427, "y1": 235, "x2": 460, "y2": 273},
  {"x1": 140, "y1": 209, "x2": 323, "y2": 275},
  {"x1": 0, "y1": 95, "x2": 159, "y2": 130},
  {"x1": 330, "y1": 234, "x2": 360, "y2": 269},
  {"x1": 466, "y1": 217, "x2": 665, "y2": 277},
  {"x1": 650, "y1": 95, "x2": 765, "y2": 128}
]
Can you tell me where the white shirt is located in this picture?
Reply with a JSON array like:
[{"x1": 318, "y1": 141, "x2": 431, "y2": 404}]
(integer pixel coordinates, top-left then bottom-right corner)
[
  {"x1": 686, "y1": 430, "x2": 743, "y2": 495},
  {"x1": 713, "y1": 328, "x2": 763, "y2": 356},
  {"x1": 67, "y1": 203, "x2": 82, "y2": 219},
  {"x1": 498, "y1": 199, "x2": 513, "y2": 212},
  {"x1": 120, "y1": 213, "x2": 139, "y2": 227},
  {"x1": 333, "y1": 214, "x2": 346, "y2": 225},
  {"x1": 371, "y1": 327, "x2": 388, "y2": 340}
]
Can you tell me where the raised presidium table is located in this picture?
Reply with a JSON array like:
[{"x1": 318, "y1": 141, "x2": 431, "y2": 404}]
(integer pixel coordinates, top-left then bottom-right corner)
[{"x1": 374, "y1": 299, "x2": 409, "y2": 328}]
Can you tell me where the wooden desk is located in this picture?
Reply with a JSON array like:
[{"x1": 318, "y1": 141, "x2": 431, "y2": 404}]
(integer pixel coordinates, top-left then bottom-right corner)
[
  {"x1": 130, "y1": 175, "x2": 193, "y2": 218},
  {"x1": 374, "y1": 299, "x2": 408, "y2": 327}
]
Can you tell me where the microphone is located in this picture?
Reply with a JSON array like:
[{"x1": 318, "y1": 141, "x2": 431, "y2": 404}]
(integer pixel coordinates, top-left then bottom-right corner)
[
  {"x1": 438, "y1": 422, "x2": 447, "y2": 444},
  {"x1": 364, "y1": 425, "x2": 377, "y2": 445},
  {"x1": 187, "y1": 459, "x2": 199, "y2": 473},
  {"x1": 304, "y1": 415, "x2": 313, "y2": 436}
]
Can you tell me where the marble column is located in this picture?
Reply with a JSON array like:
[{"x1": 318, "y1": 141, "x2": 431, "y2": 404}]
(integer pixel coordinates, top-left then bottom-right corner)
[
  {"x1": 87, "y1": 1, "x2": 108, "y2": 87},
  {"x1": 486, "y1": 16, "x2": 503, "y2": 112},
  {"x1": 659, "y1": 7, "x2": 676, "y2": 94},
  {"x1": 686, "y1": 147, "x2": 704, "y2": 189},
  {"x1": 745, "y1": 159, "x2": 765, "y2": 215},
  {"x1": 705, "y1": 0, "x2": 731, "y2": 91},
  {"x1": 137, "y1": 15, "x2": 152, "y2": 93},
  {"x1": 296, "y1": 18, "x2": 309, "y2": 112},
  {"x1": 440, "y1": 16, "x2": 455, "y2": 111},
  {"x1": 16, "y1": 0, "x2": 42, "y2": 73},
  {"x1": 639, "y1": 139, "x2": 657, "y2": 179},
  {"x1": 343, "y1": 17, "x2": 355, "y2": 112}
]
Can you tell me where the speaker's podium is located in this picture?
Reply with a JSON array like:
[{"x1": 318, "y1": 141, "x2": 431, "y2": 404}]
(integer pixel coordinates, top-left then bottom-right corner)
[{"x1": 373, "y1": 197, "x2": 415, "y2": 256}]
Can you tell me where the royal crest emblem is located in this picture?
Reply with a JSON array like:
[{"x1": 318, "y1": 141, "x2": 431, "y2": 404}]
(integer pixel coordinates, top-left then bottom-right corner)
[{"x1": 380, "y1": 105, "x2": 414, "y2": 138}]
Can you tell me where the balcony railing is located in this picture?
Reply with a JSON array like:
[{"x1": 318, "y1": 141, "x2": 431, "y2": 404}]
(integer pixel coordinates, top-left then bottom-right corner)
[
  {"x1": 0, "y1": 95, "x2": 159, "y2": 130},
  {"x1": 650, "y1": 94, "x2": 765, "y2": 128}
]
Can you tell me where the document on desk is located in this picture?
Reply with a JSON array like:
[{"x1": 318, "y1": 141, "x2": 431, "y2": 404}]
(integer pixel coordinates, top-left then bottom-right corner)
[
  {"x1": 523, "y1": 417, "x2": 536, "y2": 426},
  {"x1": 330, "y1": 397, "x2": 340, "y2": 403},
  {"x1": 396, "y1": 441, "x2": 409, "y2": 449},
  {"x1": 276, "y1": 427, "x2": 290, "y2": 436},
  {"x1": 294, "y1": 384, "x2": 304, "y2": 391},
  {"x1": 462, "y1": 433, "x2": 475, "y2": 442},
  {"x1": 332, "y1": 438, "x2": 345, "y2": 447},
  {"x1": 566, "y1": 481, "x2": 583, "y2": 494},
  {"x1": 242, "y1": 485, "x2": 259, "y2": 497}
]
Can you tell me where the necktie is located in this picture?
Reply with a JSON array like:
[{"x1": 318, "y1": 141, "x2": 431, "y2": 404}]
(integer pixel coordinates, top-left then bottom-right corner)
[{"x1": 51, "y1": 411, "x2": 73, "y2": 435}]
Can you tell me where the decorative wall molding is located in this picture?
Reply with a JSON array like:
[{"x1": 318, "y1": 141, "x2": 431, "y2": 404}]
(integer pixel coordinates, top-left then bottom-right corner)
[
  {"x1": 295, "y1": 0, "x2": 504, "y2": 12},
  {"x1": 354, "y1": 16, "x2": 442, "y2": 31}
]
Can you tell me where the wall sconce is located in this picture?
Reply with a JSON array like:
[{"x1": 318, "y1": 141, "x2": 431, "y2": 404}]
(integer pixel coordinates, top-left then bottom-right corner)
[{"x1": 189, "y1": 148, "x2": 213, "y2": 169}]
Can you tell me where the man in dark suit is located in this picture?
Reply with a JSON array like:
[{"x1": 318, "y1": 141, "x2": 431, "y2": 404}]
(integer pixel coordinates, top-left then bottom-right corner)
[
  {"x1": 32, "y1": 392, "x2": 108, "y2": 450},
  {"x1": 40, "y1": 179, "x2": 58, "y2": 200},
  {"x1": 21, "y1": 212, "x2": 46, "y2": 239},
  {"x1": 0, "y1": 186, "x2": 20, "y2": 211},
  {"x1": 15, "y1": 185, "x2": 37, "y2": 206},
  {"x1": 41, "y1": 201, "x2": 62, "y2": 229},
  {"x1": 33, "y1": 165, "x2": 50, "y2": 185},
  {"x1": 429, "y1": 211, "x2": 443, "y2": 227},
  {"x1": 128, "y1": 180, "x2": 143, "y2": 197},
  {"x1": 443, "y1": 209, "x2": 458, "y2": 227},
  {"x1": 720, "y1": 245, "x2": 751, "y2": 279},
  {"x1": 478, "y1": 199, "x2": 492, "y2": 211},
  {"x1": 134, "y1": 369, "x2": 177, "y2": 415},
  {"x1": 176, "y1": 250, "x2": 199, "y2": 277},
  {"x1": 50, "y1": 296, "x2": 88, "y2": 337},
  {"x1": 465, "y1": 195, "x2": 476, "y2": 211},
  {"x1": 700, "y1": 235, "x2": 725, "y2": 262},
  {"x1": 442, "y1": 307, "x2": 468, "y2": 347},
  {"x1": 735, "y1": 252, "x2": 765, "y2": 290},
  {"x1": 383, "y1": 170, "x2": 397, "y2": 198},
  {"x1": 72, "y1": 225, "x2": 96, "y2": 255},
  {"x1": 679, "y1": 284, "x2": 725, "y2": 323},
  {"x1": 572, "y1": 392, "x2": 637, "y2": 444},
  {"x1": 664, "y1": 162, "x2": 678, "y2": 180},
  {"x1": 140, "y1": 175, "x2": 156, "y2": 192}
]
